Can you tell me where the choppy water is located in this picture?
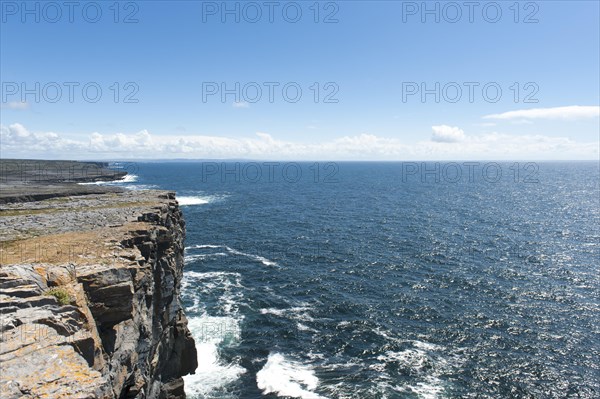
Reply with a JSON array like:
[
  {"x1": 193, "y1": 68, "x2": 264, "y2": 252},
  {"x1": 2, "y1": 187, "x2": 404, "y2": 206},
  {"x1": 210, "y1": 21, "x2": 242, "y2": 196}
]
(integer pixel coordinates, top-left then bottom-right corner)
[{"x1": 117, "y1": 161, "x2": 599, "y2": 398}]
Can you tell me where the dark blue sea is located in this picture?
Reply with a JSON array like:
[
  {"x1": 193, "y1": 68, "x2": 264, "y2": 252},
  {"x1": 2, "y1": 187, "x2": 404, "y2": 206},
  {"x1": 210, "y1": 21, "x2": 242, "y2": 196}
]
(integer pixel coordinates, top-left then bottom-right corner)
[{"x1": 109, "y1": 161, "x2": 599, "y2": 399}]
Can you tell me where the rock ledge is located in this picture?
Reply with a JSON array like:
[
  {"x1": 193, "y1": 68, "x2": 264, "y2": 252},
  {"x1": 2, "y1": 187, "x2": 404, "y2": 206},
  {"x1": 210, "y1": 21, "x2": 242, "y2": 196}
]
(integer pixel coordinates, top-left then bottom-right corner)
[{"x1": 0, "y1": 190, "x2": 198, "y2": 398}]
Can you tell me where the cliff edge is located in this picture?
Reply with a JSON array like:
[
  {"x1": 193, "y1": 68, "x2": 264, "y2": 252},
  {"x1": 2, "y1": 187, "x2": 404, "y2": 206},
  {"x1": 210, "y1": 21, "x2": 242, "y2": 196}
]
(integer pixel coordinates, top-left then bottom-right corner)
[{"x1": 0, "y1": 188, "x2": 198, "y2": 398}]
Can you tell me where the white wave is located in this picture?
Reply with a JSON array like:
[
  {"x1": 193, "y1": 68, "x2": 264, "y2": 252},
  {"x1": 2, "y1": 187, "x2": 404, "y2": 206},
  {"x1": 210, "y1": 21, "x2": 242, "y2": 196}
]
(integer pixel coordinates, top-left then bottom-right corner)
[
  {"x1": 184, "y1": 253, "x2": 228, "y2": 264},
  {"x1": 184, "y1": 244, "x2": 279, "y2": 266},
  {"x1": 225, "y1": 246, "x2": 279, "y2": 266},
  {"x1": 260, "y1": 306, "x2": 314, "y2": 322},
  {"x1": 183, "y1": 315, "x2": 246, "y2": 397},
  {"x1": 373, "y1": 340, "x2": 452, "y2": 398},
  {"x1": 413, "y1": 340, "x2": 442, "y2": 351},
  {"x1": 182, "y1": 270, "x2": 246, "y2": 396},
  {"x1": 184, "y1": 270, "x2": 242, "y2": 281},
  {"x1": 256, "y1": 353, "x2": 327, "y2": 399},
  {"x1": 122, "y1": 184, "x2": 157, "y2": 191},
  {"x1": 182, "y1": 271, "x2": 243, "y2": 314},
  {"x1": 186, "y1": 244, "x2": 222, "y2": 250},
  {"x1": 376, "y1": 348, "x2": 430, "y2": 371},
  {"x1": 178, "y1": 196, "x2": 211, "y2": 206},
  {"x1": 77, "y1": 174, "x2": 138, "y2": 185},
  {"x1": 306, "y1": 352, "x2": 326, "y2": 361},
  {"x1": 119, "y1": 174, "x2": 138, "y2": 183},
  {"x1": 178, "y1": 193, "x2": 229, "y2": 206},
  {"x1": 78, "y1": 181, "x2": 108, "y2": 186},
  {"x1": 260, "y1": 306, "x2": 309, "y2": 317},
  {"x1": 375, "y1": 340, "x2": 442, "y2": 373}
]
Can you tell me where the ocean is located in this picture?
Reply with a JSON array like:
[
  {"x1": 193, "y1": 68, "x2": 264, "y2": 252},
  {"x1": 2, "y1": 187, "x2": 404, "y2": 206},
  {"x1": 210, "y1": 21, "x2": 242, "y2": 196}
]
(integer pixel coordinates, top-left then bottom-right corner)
[{"x1": 108, "y1": 161, "x2": 599, "y2": 399}]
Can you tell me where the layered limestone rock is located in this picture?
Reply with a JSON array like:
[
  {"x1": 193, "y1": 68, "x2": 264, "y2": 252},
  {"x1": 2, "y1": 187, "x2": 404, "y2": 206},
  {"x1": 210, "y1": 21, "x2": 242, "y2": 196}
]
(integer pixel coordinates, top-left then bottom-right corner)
[{"x1": 0, "y1": 191, "x2": 197, "y2": 398}]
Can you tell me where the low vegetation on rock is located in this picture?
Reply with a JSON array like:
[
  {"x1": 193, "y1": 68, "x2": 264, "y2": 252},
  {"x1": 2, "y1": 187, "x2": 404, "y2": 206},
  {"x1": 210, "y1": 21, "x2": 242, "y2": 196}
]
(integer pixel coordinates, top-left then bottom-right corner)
[{"x1": 45, "y1": 287, "x2": 71, "y2": 305}]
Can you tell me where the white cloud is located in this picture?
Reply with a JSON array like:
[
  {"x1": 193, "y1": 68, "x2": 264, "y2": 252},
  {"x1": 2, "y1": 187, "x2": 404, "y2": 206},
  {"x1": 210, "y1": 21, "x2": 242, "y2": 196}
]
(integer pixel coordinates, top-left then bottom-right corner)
[
  {"x1": 1, "y1": 123, "x2": 598, "y2": 160},
  {"x1": 232, "y1": 101, "x2": 250, "y2": 108},
  {"x1": 1, "y1": 101, "x2": 29, "y2": 110},
  {"x1": 89, "y1": 130, "x2": 154, "y2": 152},
  {"x1": 431, "y1": 125, "x2": 466, "y2": 143},
  {"x1": 484, "y1": 105, "x2": 600, "y2": 120},
  {"x1": 0, "y1": 123, "x2": 83, "y2": 154}
]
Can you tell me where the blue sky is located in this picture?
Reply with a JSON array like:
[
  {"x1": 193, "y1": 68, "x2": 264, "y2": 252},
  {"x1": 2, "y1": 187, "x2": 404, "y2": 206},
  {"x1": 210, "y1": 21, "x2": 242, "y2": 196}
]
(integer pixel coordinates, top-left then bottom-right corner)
[{"x1": 1, "y1": 0, "x2": 599, "y2": 160}]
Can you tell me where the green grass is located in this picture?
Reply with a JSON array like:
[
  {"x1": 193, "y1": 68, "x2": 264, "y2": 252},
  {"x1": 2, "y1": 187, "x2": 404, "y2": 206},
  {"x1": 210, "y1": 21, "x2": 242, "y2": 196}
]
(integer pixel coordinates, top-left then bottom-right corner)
[
  {"x1": 40, "y1": 197, "x2": 71, "y2": 204},
  {"x1": 0, "y1": 208, "x2": 60, "y2": 217},
  {"x1": 45, "y1": 287, "x2": 71, "y2": 305}
]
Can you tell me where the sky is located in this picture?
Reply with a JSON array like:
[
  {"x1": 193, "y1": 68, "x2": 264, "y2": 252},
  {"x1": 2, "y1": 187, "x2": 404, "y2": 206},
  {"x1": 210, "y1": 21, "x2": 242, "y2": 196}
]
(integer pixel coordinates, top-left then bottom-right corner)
[{"x1": 1, "y1": 0, "x2": 599, "y2": 160}]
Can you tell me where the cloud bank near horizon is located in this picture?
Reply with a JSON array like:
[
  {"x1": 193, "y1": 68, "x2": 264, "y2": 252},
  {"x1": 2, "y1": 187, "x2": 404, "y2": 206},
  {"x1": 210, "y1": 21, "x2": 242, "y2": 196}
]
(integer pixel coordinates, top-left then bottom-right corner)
[
  {"x1": 1, "y1": 123, "x2": 597, "y2": 161},
  {"x1": 484, "y1": 105, "x2": 600, "y2": 121}
]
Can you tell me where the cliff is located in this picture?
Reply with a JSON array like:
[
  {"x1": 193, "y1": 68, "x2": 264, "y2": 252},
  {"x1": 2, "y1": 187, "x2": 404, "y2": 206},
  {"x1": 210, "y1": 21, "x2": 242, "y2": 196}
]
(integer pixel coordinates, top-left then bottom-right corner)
[{"x1": 0, "y1": 189, "x2": 198, "y2": 398}]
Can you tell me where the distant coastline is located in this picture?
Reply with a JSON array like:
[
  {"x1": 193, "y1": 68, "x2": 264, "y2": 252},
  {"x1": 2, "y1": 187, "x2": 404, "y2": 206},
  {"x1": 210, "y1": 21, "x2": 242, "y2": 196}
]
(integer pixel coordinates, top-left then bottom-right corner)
[{"x1": 0, "y1": 159, "x2": 127, "y2": 203}]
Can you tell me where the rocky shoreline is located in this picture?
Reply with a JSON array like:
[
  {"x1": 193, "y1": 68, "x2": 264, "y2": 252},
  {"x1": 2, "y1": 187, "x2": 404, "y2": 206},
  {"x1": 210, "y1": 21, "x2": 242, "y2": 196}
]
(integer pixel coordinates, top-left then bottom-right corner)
[{"x1": 0, "y1": 161, "x2": 198, "y2": 398}]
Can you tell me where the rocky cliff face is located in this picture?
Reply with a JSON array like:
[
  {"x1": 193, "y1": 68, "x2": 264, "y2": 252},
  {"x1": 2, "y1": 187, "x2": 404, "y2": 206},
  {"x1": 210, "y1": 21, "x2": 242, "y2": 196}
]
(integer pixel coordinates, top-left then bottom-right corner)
[{"x1": 0, "y1": 191, "x2": 198, "y2": 398}]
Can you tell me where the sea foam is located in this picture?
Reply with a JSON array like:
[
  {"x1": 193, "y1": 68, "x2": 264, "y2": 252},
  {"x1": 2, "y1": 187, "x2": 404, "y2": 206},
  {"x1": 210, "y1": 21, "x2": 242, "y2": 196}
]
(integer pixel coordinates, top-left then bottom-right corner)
[
  {"x1": 256, "y1": 353, "x2": 326, "y2": 399},
  {"x1": 183, "y1": 315, "x2": 246, "y2": 397},
  {"x1": 177, "y1": 196, "x2": 212, "y2": 206},
  {"x1": 182, "y1": 270, "x2": 246, "y2": 397},
  {"x1": 77, "y1": 174, "x2": 138, "y2": 185},
  {"x1": 184, "y1": 244, "x2": 279, "y2": 266}
]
